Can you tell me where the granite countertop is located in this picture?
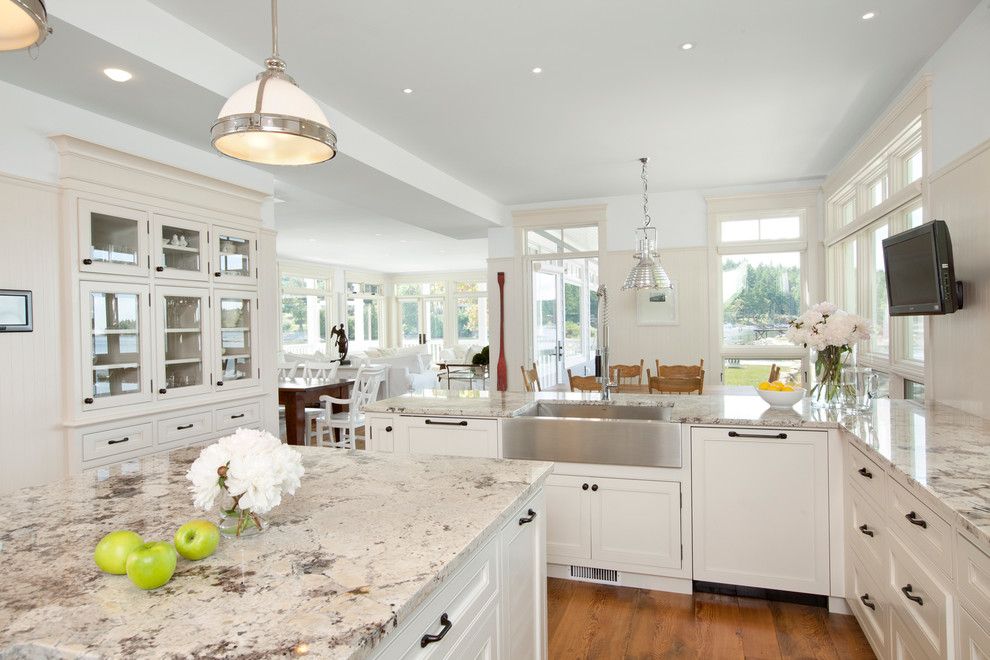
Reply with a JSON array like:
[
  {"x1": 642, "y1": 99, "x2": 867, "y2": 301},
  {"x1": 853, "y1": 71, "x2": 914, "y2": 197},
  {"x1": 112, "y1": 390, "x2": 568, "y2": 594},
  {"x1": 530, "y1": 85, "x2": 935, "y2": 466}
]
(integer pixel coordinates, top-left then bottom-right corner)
[
  {"x1": 0, "y1": 447, "x2": 552, "y2": 659},
  {"x1": 368, "y1": 389, "x2": 990, "y2": 552}
]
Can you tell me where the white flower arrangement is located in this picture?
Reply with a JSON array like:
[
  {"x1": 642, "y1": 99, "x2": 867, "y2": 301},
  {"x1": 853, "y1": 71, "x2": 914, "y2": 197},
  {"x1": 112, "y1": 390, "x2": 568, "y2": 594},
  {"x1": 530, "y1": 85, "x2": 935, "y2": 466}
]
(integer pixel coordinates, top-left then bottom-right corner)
[
  {"x1": 186, "y1": 428, "x2": 304, "y2": 535},
  {"x1": 785, "y1": 302, "x2": 871, "y2": 404}
]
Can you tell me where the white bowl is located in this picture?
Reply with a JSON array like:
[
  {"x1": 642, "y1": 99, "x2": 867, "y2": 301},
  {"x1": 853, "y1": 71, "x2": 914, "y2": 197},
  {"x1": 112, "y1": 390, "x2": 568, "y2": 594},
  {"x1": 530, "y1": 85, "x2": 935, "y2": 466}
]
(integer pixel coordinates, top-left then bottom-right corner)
[{"x1": 754, "y1": 386, "x2": 805, "y2": 409}]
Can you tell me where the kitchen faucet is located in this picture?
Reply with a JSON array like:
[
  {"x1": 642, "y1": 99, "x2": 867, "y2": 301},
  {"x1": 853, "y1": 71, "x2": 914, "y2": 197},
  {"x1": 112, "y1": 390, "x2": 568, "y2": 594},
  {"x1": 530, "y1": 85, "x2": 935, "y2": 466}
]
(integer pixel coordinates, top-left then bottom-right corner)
[{"x1": 596, "y1": 284, "x2": 618, "y2": 401}]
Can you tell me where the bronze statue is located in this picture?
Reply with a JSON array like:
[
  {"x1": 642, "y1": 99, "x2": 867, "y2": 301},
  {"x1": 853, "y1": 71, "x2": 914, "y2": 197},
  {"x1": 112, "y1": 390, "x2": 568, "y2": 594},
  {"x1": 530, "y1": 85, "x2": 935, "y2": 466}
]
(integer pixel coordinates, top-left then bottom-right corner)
[{"x1": 330, "y1": 323, "x2": 349, "y2": 362}]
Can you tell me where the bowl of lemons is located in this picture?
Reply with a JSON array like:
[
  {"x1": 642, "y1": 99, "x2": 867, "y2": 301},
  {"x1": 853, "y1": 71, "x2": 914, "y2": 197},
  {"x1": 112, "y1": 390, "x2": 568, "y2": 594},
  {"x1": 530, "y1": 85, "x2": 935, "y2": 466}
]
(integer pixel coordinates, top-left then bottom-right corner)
[{"x1": 754, "y1": 380, "x2": 805, "y2": 409}]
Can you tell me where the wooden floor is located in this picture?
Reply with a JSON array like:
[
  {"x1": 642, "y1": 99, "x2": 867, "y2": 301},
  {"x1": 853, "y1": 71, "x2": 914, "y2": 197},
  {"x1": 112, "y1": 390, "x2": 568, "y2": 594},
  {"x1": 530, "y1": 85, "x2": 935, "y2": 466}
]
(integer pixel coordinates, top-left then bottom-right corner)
[{"x1": 547, "y1": 578, "x2": 875, "y2": 660}]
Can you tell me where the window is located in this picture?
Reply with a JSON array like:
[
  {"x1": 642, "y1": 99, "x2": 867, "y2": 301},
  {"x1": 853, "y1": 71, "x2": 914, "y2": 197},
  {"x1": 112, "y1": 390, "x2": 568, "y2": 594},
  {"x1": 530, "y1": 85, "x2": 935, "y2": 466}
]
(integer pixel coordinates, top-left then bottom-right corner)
[
  {"x1": 347, "y1": 279, "x2": 383, "y2": 350},
  {"x1": 280, "y1": 272, "x2": 331, "y2": 355},
  {"x1": 526, "y1": 226, "x2": 598, "y2": 255},
  {"x1": 723, "y1": 358, "x2": 802, "y2": 388},
  {"x1": 870, "y1": 223, "x2": 890, "y2": 356},
  {"x1": 905, "y1": 149, "x2": 923, "y2": 184},
  {"x1": 456, "y1": 296, "x2": 487, "y2": 343},
  {"x1": 867, "y1": 174, "x2": 887, "y2": 209},
  {"x1": 721, "y1": 252, "x2": 801, "y2": 347},
  {"x1": 905, "y1": 380, "x2": 925, "y2": 402},
  {"x1": 395, "y1": 281, "x2": 446, "y2": 347},
  {"x1": 720, "y1": 216, "x2": 801, "y2": 243}
]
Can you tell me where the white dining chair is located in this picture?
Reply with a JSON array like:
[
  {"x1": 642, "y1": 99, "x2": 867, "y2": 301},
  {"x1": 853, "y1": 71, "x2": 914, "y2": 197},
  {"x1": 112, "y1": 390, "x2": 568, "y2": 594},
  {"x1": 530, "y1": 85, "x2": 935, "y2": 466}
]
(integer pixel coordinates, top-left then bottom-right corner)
[
  {"x1": 277, "y1": 361, "x2": 301, "y2": 379},
  {"x1": 313, "y1": 364, "x2": 387, "y2": 449},
  {"x1": 303, "y1": 360, "x2": 339, "y2": 380}
]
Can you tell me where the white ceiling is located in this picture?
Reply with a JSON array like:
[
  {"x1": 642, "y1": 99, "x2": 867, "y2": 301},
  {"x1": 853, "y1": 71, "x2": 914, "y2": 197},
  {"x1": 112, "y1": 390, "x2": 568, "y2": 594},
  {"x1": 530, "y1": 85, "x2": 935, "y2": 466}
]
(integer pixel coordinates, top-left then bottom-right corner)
[{"x1": 150, "y1": 0, "x2": 980, "y2": 203}]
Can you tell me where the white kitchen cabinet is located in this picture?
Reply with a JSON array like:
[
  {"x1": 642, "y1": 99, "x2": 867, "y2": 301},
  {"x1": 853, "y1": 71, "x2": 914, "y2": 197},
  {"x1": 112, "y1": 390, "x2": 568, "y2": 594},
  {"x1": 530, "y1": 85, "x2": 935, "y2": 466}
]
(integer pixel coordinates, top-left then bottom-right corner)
[
  {"x1": 211, "y1": 225, "x2": 257, "y2": 284},
  {"x1": 545, "y1": 474, "x2": 592, "y2": 561},
  {"x1": 80, "y1": 281, "x2": 153, "y2": 410},
  {"x1": 591, "y1": 477, "x2": 681, "y2": 571},
  {"x1": 152, "y1": 214, "x2": 210, "y2": 282},
  {"x1": 77, "y1": 198, "x2": 150, "y2": 277},
  {"x1": 500, "y1": 492, "x2": 547, "y2": 660},
  {"x1": 155, "y1": 286, "x2": 212, "y2": 400},
  {"x1": 213, "y1": 290, "x2": 260, "y2": 390},
  {"x1": 692, "y1": 426, "x2": 830, "y2": 594},
  {"x1": 366, "y1": 414, "x2": 396, "y2": 452},
  {"x1": 396, "y1": 416, "x2": 499, "y2": 458},
  {"x1": 960, "y1": 607, "x2": 990, "y2": 660}
]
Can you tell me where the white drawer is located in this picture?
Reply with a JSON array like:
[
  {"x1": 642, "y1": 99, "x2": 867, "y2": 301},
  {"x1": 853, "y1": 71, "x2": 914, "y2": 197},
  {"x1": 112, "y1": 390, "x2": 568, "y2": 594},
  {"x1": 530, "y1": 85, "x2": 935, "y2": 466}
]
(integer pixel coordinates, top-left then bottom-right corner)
[
  {"x1": 847, "y1": 548, "x2": 889, "y2": 658},
  {"x1": 82, "y1": 423, "x2": 154, "y2": 462},
  {"x1": 157, "y1": 410, "x2": 213, "y2": 447},
  {"x1": 374, "y1": 537, "x2": 498, "y2": 658},
  {"x1": 956, "y1": 532, "x2": 990, "y2": 630},
  {"x1": 888, "y1": 534, "x2": 953, "y2": 659},
  {"x1": 847, "y1": 478, "x2": 887, "y2": 573},
  {"x1": 960, "y1": 606, "x2": 990, "y2": 660},
  {"x1": 892, "y1": 609, "x2": 940, "y2": 660},
  {"x1": 214, "y1": 401, "x2": 261, "y2": 431},
  {"x1": 845, "y1": 441, "x2": 885, "y2": 507},
  {"x1": 888, "y1": 479, "x2": 952, "y2": 576},
  {"x1": 402, "y1": 416, "x2": 499, "y2": 459}
]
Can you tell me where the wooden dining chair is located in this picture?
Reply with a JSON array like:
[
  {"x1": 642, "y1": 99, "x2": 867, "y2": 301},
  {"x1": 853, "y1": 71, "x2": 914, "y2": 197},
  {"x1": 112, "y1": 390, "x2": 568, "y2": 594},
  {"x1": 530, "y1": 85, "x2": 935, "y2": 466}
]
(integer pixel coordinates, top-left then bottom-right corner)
[
  {"x1": 768, "y1": 363, "x2": 781, "y2": 383},
  {"x1": 648, "y1": 359, "x2": 705, "y2": 394},
  {"x1": 610, "y1": 360, "x2": 646, "y2": 392},
  {"x1": 567, "y1": 369, "x2": 600, "y2": 393},
  {"x1": 520, "y1": 363, "x2": 542, "y2": 392}
]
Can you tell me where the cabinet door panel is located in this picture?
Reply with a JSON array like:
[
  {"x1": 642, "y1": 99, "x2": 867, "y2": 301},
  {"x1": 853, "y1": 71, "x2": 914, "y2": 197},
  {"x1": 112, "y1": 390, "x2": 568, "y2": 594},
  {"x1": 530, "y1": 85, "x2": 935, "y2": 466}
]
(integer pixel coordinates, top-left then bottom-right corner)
[
  {"x1": 213, "y1": 290, "x2": 260, "y2": 390},
  {"x1": 591, "y1": 477, "x2": 681, "y2": 570},
  {"x1": 545, "y1": 475, "x2": 591, "y2": 562},
  {"x1": 153, "y1": 214, "x2": 209, "y2": 281},
  {"x1": 77, "y1": 199, "x2": 149, "y2": 276},
  {"x1": 212, "y1": 226, "x2": 257, "y2": 284},
  {"x1": 501, "y1": 493, "x2": 546, "y2": 660},
  {"x1": 155, "y1": 286, "x2": 212, "y2": 400},
  {"x1": 692, "y1": 427, "x2": 829, "y2": 594},
  {"x1": 960, "y1": 607, "x2": 990, "y2": 660}
]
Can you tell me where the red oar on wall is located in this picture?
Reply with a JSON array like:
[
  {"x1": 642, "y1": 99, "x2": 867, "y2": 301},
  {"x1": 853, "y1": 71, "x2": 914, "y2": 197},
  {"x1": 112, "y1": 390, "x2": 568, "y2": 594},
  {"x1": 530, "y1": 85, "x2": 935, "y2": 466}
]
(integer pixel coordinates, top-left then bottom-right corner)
[{"x1": 496, "y1": 272, "x2": 507, "y2": 391}]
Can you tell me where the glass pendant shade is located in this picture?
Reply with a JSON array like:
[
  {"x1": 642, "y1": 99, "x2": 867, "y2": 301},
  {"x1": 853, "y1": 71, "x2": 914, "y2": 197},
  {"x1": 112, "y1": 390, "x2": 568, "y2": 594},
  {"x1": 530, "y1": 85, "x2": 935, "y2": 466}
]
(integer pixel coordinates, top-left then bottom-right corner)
[
  {"x1": 0, "y1": 0, "x2": 49, "y2": 52},
  {"x1": 622, "y1": 228, "x2": 671, "y2": 290}
]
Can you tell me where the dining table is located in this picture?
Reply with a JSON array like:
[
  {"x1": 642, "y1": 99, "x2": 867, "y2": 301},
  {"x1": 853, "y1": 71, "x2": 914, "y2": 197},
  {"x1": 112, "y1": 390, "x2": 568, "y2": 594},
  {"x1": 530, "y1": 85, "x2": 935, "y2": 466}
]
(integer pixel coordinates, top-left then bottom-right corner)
[{"x1": 278, "y1": 377, "x2": 354, "y2": 446}]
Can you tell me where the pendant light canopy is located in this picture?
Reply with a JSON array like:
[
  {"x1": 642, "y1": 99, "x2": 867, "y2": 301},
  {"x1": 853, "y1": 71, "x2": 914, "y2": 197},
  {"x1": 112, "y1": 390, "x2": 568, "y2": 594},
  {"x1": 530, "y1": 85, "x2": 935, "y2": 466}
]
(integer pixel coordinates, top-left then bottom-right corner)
[
  {"x1": 0, "y1": 0, "x2": 50, "y2": 52},
  {"x1": 212, "y1": 0, "x2": 336, "y2": 166},
  {"x1": 622, "y1": 158, "x2": 672, "y2": 290}
]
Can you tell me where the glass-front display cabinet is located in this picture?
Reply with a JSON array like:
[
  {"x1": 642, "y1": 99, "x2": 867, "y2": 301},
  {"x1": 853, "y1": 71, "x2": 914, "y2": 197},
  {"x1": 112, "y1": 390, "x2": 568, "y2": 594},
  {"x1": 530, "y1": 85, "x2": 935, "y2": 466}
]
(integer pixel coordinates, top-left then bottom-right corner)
[
  {"x1": 212, "y1": 226, "x2": 257, "y2": 284},
  {"x1": 155, "y1": 287, "x2": 211, "y2": 399},
  {"x1": 81, "y1": 282, "x2": 151, "y2": 409},
  {"x1": 153, "y1": 214, "x2": 209, "y2": 281},
  {"x1": 214, "y1": 291, "x2": 258, "y2": 390},
  {"x1": 78, "y1": 200, "x2": 149, "y2": 276}
]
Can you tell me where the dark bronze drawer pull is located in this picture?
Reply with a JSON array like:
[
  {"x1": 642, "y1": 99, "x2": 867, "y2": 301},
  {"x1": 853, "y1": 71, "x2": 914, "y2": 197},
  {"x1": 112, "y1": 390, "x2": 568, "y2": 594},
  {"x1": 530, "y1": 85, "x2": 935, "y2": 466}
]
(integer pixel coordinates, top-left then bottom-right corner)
[
  {"x1": 176, "y1": 424, "x2": 194, "y2": 431},
  {"x1": 859, "y1": 593, "x2": 876, "y2": 611},
  {"x1": 424, "y1": 419, "x2": 468, "y2": 426},
  {"x1": 858, "y1": 524, "x2": 874, "y2": 537},
  {"x1": 857, "y1": 466, "x2": 873, "y2": 479},
  {"x1": 901, "y1": 584, "x2": 924, "y2": 606},
  {"x1": 519, "y1": 509, "x2": 537, "y2": 525},
  {"x1": 728, "y1": 431, "x2": 787, "y2": 439},
  {"x1": 420, "y1": 613, "x2": 452, "y2": 647},
  {"x1": 107, "y1": 437, "x2": 129, "y2": 445},
  {"x1": 230, "y1": 413, "x2": 245, "y2": 419},
  {"x1": 905, "y1": 511, "x2": 928, "y2": 528}
]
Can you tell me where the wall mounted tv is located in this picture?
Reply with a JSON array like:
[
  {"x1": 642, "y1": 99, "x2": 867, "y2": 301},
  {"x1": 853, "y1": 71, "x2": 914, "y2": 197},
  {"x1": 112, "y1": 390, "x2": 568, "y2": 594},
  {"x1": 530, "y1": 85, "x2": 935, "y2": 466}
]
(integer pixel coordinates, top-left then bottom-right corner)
[{"x1": 882, "y1": 219, "x2": 962, "y2": 316}]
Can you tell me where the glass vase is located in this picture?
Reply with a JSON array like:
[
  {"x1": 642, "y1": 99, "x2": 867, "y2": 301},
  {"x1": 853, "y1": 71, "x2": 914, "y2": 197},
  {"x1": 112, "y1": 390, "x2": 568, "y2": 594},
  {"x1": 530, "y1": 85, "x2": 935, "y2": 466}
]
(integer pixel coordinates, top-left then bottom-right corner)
[
  {"x1": 811, "y1": 345, "x2": 855, "y2": 408},
  {"x1": 218, "y1": 505, "x2": 265, "y2": 539}
]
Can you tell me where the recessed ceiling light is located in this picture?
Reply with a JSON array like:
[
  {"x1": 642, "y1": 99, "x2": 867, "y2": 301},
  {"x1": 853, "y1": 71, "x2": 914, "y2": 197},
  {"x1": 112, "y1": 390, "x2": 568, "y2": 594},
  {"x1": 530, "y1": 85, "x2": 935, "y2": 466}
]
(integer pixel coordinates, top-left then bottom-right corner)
[
  {"x1": 402, "y1": 88, "x2": 413, "y2": 94},
  {"x1": 861, "y1": 11, "x2": 876, "y2": 20},
  {"x1": 531, "y1": 67, "x2": 543, "y2": 74},
  {"x1": 680, "y1": 42, "x2": 694, "y2": 51},
  {"x1": 103, "y1": 68, "x2": 133, "y2": 82}
]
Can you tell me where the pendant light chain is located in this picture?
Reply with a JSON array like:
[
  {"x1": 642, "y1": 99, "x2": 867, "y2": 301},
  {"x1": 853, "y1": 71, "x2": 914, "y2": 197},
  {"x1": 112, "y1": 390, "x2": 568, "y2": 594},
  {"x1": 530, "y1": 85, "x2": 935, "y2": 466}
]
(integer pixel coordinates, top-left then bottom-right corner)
[{"x1": 640, "y1": 157, "x2": 651, "y2": 228}]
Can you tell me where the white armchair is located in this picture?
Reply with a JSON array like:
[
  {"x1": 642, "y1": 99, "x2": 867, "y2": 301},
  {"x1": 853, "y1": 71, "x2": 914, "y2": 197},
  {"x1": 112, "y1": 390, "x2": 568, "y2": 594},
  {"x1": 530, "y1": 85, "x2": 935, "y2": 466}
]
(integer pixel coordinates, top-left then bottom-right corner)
[{"x1": 313, "y1": 365, "x2": 387, "y2": 449}]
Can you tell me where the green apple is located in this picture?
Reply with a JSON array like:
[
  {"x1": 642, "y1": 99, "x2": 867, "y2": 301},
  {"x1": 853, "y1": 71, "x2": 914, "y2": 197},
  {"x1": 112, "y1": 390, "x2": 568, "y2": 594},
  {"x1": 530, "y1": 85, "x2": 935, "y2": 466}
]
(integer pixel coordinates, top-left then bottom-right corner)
[
  {"x1": 94, "y1": 530, "x2": 144, "y2": 575},
  {"x1": 174, "y1": 519, "x2": 220, "y2": 561},
  {"x1": 125, "y1": 541, "x2": 177, "y2": 590}
]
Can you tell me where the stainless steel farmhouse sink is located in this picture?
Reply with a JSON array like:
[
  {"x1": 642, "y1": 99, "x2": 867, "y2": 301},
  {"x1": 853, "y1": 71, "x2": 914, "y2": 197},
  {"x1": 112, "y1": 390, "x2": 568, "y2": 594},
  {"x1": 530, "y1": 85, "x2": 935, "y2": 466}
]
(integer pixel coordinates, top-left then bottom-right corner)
[{"x1": 502, "y1": 402, "x2": 681, "y2": 468}]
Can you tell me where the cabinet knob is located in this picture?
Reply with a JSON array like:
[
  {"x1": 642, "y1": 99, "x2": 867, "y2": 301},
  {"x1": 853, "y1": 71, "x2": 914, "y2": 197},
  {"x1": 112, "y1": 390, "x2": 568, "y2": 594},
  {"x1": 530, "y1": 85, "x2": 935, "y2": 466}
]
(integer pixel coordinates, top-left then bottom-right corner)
[
  {"x1": 158, "y1": 388, "x2": 167, "y2": 394},
  {"x1": 82, "y1": 258, "x2": 93, "y2": 265},
  {"x1": 155, "y1": 266, "x2": 164, "y2": 272},
  {"x1": 83, "y1": 397, "x2": 94, "y2": 404},
  {"x1": 591, "y1": 484, "x2": 599, "y2": 492},
  {"x1": 214, "y1": 271, "x2": 222, "y2": 277},
  {"x1": 385, "y1": 426, "x2": 393, "y2": 433},
  {"x1": 582, "y1": 483, "x2": 589, "y2": 491},
  {"x1": 216, "y1": 381, "x2": 224, "y2": 386}
]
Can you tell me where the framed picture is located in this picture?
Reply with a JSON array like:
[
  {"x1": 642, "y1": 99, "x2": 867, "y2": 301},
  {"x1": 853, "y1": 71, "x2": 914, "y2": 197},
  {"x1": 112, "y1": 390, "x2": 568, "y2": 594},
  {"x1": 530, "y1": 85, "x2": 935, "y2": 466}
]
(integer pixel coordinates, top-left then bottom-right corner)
[
  {"x1": 0, "y1": 289, "x2": 32, "y2": 332},
  {"x1": 636, "y1": 282, "x2": 678, "y2": 326}
]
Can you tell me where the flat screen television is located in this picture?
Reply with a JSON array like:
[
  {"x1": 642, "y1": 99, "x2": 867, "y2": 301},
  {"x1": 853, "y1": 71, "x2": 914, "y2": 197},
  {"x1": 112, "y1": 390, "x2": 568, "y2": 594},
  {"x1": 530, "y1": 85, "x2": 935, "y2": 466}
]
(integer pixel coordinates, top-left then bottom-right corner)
[{"x1": 882, "y1": 220, "x2": 962, "y2": 316}]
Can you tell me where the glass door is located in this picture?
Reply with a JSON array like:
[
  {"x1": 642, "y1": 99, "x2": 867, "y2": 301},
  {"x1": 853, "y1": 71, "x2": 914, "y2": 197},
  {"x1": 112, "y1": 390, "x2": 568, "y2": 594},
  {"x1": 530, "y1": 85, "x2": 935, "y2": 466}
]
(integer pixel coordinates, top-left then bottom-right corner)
[
  {"x1": 156, "y1": 287, "x2": 211, "y2": 399},
  {"x1": 80, "y1": 282, "x2": 151, "y2": 409},
  {"x1": 153, "y1": 214, "x2": 209, "y2": 281},
  {"x1": 214, "y1": 290, "x2": 259, "y2": 390},
  {"x1": 397, "y1": 298, "x2": 445, "y2": 349},
  {"x1": 532, "y1": 262, "x2": 565, "y2": 388},
  {"x1": 531, "y1": 258, "x2": 599, "y2": 389},
  {"x1": 212, "y1": 226, "x2": 257, "y2": 284},
  {"x1": 77, "y1": 199, "x2": 149, "y2": 276}
]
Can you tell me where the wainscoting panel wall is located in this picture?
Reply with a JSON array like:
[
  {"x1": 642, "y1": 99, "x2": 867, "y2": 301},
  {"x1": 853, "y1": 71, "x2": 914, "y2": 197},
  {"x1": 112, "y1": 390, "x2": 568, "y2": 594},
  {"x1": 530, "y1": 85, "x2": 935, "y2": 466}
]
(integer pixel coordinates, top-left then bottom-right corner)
[
  {"x1": 0, "y1": 174, "x2": 66, "y2": 492},
  {"x1": 929, "y1": 138, "x2": 990, "y2": 417}
]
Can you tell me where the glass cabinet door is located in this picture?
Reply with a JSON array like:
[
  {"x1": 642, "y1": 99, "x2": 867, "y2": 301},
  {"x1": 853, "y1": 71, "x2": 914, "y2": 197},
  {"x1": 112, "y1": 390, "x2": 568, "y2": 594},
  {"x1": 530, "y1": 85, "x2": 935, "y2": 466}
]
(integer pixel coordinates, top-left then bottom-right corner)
[
  {"x1": 81, "y1": 282, "x2": 151, "y2": 409},
  {"x1": 212, "y1": 226, "x2": 257, "y2": 283},
  {"x1": 153, "y1": 215, "x2": 209, "y2": 281},
  {"x1": 214, "y1": 291, "x2": 259, "y2": 389},
  {"x1": 77, "y1": 199, "x2": 149, "y2": 276},
  {"x1": 156, "y1": 287, "x2": 211, "y2": 399}
]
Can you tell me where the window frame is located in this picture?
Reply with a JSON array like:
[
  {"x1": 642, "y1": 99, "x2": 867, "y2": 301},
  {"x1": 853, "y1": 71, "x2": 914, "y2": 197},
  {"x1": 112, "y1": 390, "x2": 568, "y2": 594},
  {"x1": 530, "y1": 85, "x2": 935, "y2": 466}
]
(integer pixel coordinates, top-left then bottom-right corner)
[
  {"x1": 278, "y1": 266, "x2": 333, "y2": 356},
  {"x1": 346, "y1": 276, "x2": 385, "y2": 351}
]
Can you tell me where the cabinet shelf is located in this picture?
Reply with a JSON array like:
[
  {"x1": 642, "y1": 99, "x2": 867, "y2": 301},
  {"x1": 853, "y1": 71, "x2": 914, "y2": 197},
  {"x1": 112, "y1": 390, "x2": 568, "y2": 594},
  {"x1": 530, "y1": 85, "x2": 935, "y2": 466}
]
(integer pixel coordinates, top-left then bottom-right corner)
[
  {"x1": 220, "y1": 327, "x2": 249, "y2": 332},
  {"x1": 165, "y1": 328, "x2": 201, "y2": 334},
  {"x1": 92, "y1": 362, "x2": 140, "y2": 370},
  {"x1": 164, "y1": 357, "x2": 202, "y2": 365},
  {"x1": 161, "y1": 244, "x2": 199, "y2": 253},
  {"x1": 92, "y1": 329, "x2": 139, "y2": 336}
]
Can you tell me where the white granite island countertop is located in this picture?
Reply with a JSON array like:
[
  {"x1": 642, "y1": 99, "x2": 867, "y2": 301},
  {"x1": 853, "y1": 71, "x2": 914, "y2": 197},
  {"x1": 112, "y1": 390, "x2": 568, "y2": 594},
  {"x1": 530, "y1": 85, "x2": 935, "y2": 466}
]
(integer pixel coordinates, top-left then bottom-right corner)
[
  {"x1": 368, "y1": 389, "x2": 990, "y2": 552},
  {"x1": 0, "y1": 447, "x2": 552, "y2": 659}
]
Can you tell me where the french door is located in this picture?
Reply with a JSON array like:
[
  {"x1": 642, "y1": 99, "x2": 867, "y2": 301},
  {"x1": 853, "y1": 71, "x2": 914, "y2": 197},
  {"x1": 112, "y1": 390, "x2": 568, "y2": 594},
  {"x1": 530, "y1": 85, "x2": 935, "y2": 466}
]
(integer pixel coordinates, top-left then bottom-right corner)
[
  {"x1": 530, "y1": 258, "x2": 598, "y2": 388},
  {"x1": 397, "y1": 297, "x2": 444, "y2": 349}
]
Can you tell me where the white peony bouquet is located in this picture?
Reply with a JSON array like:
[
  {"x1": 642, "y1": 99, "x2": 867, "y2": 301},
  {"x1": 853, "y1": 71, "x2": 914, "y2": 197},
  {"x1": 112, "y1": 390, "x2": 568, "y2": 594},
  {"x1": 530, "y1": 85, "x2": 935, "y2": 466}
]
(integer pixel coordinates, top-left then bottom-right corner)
[
  {"x1": 785, "y1": 302, "x2": 871, "y2": 405},
  {"x1": 186, "y1": 428, "x2": 304, "y2": 537}
]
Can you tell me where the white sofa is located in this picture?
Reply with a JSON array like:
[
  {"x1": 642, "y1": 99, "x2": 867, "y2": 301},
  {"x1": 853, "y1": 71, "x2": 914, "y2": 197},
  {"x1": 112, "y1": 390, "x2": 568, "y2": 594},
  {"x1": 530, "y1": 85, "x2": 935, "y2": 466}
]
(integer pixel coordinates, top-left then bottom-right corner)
[{"x1": 347, "y1": 345, "x2": 437, "y2": 395}]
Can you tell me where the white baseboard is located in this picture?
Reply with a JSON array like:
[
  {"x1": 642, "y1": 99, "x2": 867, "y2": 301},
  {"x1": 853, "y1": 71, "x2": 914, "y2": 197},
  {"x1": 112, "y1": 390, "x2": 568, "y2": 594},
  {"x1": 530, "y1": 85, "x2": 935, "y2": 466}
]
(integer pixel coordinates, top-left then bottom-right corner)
[
  {"x1": 828, "y1": 596, "x2": 852, "y2": 615},
  {"x1": 547, "y1": 562, "x2": 693, "y2": 594}
]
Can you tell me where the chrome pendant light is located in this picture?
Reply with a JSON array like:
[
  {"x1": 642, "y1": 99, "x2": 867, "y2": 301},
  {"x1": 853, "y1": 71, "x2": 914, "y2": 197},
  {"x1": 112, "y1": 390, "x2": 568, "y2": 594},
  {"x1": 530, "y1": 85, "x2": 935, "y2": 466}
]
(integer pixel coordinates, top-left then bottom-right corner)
[
  {"x1": 0, "y1": 0, "x2": 50, "y2": 52},
  {"x1": 622, "y1": 157, "x2": 672, "y2": 290},
  {"x1": 212, "y1": 0, "x2": 337, "y2": 166}
]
